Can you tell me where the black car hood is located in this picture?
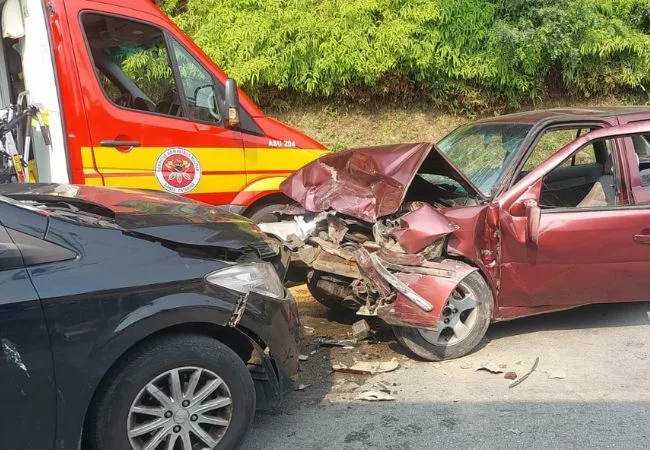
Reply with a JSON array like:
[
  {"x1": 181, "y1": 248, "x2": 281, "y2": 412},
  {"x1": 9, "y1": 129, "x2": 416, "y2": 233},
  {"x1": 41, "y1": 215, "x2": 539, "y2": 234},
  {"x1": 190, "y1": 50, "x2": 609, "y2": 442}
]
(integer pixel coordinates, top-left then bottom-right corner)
[{"x1": 0, "y1": 184, "x2": 268, "y2": 252}]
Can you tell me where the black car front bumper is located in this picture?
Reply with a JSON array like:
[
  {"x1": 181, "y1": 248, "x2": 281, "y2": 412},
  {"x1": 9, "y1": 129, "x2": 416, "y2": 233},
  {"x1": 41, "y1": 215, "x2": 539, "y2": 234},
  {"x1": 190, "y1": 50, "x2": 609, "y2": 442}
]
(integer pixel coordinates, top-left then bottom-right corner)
[{"x1": 239, "y1": 287, "x2": 301, "y2": 410}]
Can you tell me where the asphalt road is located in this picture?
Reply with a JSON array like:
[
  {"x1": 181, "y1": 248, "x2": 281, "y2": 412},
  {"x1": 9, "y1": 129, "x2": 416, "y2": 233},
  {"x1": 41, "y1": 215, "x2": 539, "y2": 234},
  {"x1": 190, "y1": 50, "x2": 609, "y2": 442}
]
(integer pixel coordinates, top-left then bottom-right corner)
[{"x1": 242, "y1": 289, "x2": 650, "y2": 449}]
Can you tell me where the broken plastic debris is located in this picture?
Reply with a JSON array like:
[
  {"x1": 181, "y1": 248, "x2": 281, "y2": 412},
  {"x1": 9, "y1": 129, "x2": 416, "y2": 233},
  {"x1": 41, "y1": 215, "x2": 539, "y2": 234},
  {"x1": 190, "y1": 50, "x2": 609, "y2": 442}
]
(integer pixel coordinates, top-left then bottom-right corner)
[
  {"x1": 547, "y1": 369, "x2": 566, "y2": 379},
  {"x1": 303, "y1": 326, "x2": 316, "y2": 335},
  {"x1": 351, "y1": 319, "x2": 371, "y2": 341},
  {"x1": 355, "y1": 391, "x2": 395, "y2": 401},
  {"x1": 295, "y1": 384, "x2": 310, "y2": 391},
  {"x1": 333, "y1": 359, "x2": 400, "y2": 375},
  {"x1": 375, "y1": 381, "x2": 394, "y2": 394},
  {"x1": 475, "y1": 362, "x2": 504, "y2": 374},
  {"x1": 509, "y1": 357, "x2": 539, "y2": 389},
  {"x1": 314, "y1": 337, "x2": 357, "y2": 348},
  {"x1": 298, "y1": 354, "x2": 309, "y2": 361}
]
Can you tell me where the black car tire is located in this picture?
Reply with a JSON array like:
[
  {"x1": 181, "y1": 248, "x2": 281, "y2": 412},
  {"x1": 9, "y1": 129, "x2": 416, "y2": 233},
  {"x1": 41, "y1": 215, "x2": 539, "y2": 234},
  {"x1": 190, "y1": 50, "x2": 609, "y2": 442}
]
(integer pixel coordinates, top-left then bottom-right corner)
[
  {"x1": 392, "y1": 270, "x2": 493, "y2": 361},
  {"x1": 307, "y1": 270, "x2": 357, "y2": 311},
  {"x1": 87, "y1": 334, "x2": 255, "y2": 450},
  {"x1": 246, "y1": 202, "x2": 285, "y2": 223}
]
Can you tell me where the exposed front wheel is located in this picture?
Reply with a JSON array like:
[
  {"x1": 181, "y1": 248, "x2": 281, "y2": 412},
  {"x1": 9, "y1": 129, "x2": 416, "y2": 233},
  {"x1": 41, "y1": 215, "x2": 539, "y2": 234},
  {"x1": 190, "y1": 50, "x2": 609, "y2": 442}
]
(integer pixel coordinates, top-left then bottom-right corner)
[
  {"x1": 393, "y1": 270, "x2": 493, "y2": 361},
  {"x1": 307, "y1": 270, "x2": 358, "y2": 311},
  {"x1": 87, "y1": 334, "x2": 256, "y2": 450}
]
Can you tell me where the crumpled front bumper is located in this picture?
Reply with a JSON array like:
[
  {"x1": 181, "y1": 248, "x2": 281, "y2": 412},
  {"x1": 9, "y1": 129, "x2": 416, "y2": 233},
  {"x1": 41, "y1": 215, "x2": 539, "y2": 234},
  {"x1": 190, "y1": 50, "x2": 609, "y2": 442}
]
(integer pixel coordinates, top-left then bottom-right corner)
[{"x1": 238, "y1": 288, "x2": 301, "y2": 410}]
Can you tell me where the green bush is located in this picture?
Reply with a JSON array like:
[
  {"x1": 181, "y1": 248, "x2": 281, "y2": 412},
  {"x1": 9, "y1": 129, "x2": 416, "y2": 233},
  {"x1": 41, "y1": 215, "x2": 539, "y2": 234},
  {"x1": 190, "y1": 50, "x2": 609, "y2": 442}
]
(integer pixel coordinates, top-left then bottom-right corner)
[{"x1": 162, "y1": 0, "x2": 650, "y2": 110}]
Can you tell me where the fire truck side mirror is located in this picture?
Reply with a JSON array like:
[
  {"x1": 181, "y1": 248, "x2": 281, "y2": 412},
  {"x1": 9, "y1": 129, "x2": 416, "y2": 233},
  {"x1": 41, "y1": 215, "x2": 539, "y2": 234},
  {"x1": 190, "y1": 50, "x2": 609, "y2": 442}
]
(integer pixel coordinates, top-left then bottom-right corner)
[{"x1": 224, "y1": 78, "x2": 240, "y2": 128}]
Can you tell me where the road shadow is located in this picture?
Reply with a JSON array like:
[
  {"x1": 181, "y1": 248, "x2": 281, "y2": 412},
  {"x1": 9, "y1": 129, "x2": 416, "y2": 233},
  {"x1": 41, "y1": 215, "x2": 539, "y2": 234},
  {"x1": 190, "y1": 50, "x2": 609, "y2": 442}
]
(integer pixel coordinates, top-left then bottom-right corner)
[
  {"x1": 301, "y1": 297, "x2": 650, "y2": 361},
  {"x1": 487, "y1": 301, "x2": 650, "y2": 340}
]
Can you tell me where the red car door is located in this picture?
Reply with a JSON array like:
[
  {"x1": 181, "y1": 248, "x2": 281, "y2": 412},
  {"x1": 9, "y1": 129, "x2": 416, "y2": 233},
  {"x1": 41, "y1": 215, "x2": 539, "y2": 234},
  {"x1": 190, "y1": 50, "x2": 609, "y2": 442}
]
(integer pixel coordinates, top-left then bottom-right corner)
[
  {"x1": 64, "y1": 0, "x2": 246, "y2": 205},
  {"x1": 497, "y1": 123, "x2": 650, "y2": 308}
]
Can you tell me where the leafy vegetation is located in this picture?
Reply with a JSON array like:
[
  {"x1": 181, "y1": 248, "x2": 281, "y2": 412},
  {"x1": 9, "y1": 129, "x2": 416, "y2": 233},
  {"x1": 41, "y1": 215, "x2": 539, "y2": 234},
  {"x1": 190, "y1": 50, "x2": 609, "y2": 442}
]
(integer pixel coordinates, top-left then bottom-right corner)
[{"x1": 161, "y1": 0, "x2": 650, "y2": 111}]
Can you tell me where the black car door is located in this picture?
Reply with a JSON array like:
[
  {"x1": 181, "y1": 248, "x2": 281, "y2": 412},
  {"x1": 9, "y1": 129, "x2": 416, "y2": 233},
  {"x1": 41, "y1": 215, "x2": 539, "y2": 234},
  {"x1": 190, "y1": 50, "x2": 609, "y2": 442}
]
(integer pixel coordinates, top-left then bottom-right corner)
[{"x1": 0, "y1": 225, "x2": 56, "y2": 450}]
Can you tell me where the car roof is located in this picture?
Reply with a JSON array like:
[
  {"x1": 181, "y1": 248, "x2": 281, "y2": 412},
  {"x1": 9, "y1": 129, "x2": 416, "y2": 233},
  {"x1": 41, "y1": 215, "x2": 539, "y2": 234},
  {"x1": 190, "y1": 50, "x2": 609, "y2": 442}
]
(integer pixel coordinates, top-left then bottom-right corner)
[
  {"x1": 83, "y1": 0, "x2": 162, "y2": 15},
  {"x1": 473, "y1": 106, "x2": 650, "y2": 126}
]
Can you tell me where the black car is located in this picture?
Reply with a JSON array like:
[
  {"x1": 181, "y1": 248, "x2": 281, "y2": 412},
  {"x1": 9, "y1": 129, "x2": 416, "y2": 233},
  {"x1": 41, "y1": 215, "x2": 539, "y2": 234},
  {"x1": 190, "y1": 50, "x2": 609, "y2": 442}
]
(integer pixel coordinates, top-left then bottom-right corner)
[{"x1": 0, "y1": 184, "x2": 301, "y2": 450}]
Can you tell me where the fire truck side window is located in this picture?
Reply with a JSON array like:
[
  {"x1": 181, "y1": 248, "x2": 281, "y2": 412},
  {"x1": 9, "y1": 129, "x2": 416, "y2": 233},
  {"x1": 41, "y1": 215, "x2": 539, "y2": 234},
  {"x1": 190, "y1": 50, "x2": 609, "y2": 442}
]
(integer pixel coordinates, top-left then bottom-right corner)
[
  {"x1": 81, "y1": 14, "x2": 183, "y2": 118},
  {"x1": 170, "y1": 39, "x2": 221, "y2": 124}
]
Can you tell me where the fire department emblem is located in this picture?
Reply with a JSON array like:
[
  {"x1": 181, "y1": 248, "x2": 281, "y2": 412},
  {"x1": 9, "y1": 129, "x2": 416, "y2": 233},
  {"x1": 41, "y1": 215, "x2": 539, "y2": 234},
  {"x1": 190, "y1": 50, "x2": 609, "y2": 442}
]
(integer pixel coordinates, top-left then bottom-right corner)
[{"x1": 155, "y1": 147, "x2": 202, "y2": 194}]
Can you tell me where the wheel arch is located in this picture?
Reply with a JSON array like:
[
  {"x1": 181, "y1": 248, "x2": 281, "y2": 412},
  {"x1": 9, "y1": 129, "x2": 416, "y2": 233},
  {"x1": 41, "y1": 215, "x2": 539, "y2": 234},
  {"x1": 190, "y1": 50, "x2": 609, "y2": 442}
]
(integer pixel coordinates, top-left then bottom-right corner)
[
  {"x1": 230, "y1": 175, "x2": 292, "y2": 212},
  {"x1": 443, "y1": 254, "x2": 498, "y2": 316},
  {"x1": 242, "y1": 191, "x2": 293, "y2": 218}
]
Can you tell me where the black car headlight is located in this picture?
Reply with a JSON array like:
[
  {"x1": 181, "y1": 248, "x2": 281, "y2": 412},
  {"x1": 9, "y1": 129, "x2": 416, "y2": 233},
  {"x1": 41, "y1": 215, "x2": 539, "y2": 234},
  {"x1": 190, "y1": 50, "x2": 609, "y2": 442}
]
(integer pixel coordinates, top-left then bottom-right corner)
[{"x1": 206, "y1": 262, "x2": 285, "y2": 299}]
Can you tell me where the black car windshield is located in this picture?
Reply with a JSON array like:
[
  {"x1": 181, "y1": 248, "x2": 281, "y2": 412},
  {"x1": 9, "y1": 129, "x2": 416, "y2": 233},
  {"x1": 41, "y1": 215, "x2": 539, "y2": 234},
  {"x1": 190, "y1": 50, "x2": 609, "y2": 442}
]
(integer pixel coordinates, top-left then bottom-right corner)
[{"x1": 437, "y1": 123, "x2": 533, "y2": 196}]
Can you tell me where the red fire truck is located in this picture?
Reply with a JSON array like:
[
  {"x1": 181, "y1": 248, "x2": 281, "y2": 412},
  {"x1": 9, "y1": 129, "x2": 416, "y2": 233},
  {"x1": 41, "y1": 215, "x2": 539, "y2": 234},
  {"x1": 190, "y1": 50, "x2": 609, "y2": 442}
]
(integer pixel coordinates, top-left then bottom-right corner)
[{"x1": 0, "y1": 0, "x2": 326, "y2": 220}]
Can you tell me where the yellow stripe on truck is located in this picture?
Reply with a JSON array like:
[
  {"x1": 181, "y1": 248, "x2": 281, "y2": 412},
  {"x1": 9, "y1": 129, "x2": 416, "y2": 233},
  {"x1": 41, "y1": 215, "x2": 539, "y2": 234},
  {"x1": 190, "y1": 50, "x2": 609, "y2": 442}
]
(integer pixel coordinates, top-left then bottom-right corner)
[
  {"x1": 86, "y1": 146, "x2": 246, "y2": 194},
  {"x1": 81, "y1": 146, "x2": 327, "y2": 196},
  {"x1": 91, "y1": 146, "x2": 246, "y2": 171}
]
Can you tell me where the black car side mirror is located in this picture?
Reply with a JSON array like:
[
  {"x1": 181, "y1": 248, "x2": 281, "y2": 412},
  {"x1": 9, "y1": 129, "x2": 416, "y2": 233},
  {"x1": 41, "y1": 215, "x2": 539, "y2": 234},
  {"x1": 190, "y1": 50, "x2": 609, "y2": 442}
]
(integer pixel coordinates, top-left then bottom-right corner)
[{"x1": 224, "y1": 78, "x2": 241, "y2": 128}]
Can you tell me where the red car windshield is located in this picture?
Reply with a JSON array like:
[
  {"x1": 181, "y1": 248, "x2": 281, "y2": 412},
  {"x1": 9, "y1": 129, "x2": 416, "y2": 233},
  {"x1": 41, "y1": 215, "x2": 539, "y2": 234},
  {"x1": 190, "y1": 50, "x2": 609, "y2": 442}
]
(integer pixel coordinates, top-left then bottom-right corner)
[{"x1": 437, "y1": 123, "x2": 532, "y2": 196}]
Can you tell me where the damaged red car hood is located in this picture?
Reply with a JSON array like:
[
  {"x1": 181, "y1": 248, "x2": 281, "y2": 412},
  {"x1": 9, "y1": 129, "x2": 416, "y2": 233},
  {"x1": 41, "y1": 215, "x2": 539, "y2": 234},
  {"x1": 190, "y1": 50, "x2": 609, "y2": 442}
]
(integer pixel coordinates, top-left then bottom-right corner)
[{"x1": 280, "y1": 142, "x2": 483, "y2": 222}]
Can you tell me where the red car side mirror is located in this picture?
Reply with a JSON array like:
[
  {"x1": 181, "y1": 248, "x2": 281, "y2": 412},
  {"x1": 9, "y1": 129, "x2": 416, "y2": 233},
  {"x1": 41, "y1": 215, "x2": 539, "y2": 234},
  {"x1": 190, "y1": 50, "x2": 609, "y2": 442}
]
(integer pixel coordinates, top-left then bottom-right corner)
[{"x1": 524, "y1": 199, "x2": 540, "y2": 245}]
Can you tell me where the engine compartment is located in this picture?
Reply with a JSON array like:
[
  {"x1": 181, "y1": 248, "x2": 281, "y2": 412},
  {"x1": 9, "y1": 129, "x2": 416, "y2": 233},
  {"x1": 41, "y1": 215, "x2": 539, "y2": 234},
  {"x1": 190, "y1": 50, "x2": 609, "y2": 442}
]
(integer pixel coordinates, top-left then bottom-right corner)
[{"x1": 262, "y1": 173, "x2": 481, "y2": 330}]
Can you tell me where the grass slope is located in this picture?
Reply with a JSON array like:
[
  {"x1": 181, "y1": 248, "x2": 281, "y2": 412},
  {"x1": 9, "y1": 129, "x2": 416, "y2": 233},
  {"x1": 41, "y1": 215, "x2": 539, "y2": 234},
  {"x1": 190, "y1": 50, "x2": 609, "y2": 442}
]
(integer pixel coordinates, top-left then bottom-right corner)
[{"x1": 268, "y1": 97, "x2": 628, "y2": 151}]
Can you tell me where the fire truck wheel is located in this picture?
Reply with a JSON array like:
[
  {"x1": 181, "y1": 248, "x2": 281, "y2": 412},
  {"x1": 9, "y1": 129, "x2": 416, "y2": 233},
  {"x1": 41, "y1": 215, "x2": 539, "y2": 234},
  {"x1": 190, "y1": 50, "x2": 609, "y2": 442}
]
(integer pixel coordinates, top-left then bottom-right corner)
[
  {"x1": 392, "y1": 270, "x2": 493, "y2": 361},
  {"x1": 246, "y1": 202, "x2": 286, "y2": 223}
]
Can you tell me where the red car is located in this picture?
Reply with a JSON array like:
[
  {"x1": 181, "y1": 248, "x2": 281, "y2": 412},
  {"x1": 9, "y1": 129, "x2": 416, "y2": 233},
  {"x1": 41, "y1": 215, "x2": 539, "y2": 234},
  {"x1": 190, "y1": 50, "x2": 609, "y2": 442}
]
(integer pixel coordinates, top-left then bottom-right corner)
[{"x1": 264, "y1": 107, "x2": 650, "y2": 360}]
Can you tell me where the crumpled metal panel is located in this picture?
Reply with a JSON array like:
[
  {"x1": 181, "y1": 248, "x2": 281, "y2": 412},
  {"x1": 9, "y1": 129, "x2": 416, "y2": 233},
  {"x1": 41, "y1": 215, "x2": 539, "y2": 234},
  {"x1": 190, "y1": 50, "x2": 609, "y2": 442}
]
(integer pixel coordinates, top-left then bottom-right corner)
[
  {"x1": 391, "y1": 203, "x2": 460, "y2": 253},
  {"x1": 355, "y1": 246, "x2": 392, "y2": 298},
  {"x1": 280, "y1": 143, "x2": 433, "y2": 222},
  {"x1": 376, "y1": 263, "x2": 477, "y2": 330}
]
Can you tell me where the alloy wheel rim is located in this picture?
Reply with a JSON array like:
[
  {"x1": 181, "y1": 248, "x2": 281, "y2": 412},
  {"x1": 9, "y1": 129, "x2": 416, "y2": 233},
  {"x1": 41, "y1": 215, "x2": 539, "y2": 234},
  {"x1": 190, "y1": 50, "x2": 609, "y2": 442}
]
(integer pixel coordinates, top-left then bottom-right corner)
[
  {"x1": 419, "y1": 283, "x2": 479, "y2": 346},
  {"x1": 127, "y1": 366, "x2": 232, "y2": 450}
]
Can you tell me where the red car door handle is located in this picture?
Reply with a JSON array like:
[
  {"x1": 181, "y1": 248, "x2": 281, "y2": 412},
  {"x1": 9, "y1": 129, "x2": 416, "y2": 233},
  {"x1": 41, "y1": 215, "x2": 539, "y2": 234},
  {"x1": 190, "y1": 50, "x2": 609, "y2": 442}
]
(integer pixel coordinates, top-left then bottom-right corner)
[
  {"x1": 634, "y1": 234, "x2": 650, "y2": 244},
  {"x1": 100, "y1": 140, "x2": 141, "y2": 153}
]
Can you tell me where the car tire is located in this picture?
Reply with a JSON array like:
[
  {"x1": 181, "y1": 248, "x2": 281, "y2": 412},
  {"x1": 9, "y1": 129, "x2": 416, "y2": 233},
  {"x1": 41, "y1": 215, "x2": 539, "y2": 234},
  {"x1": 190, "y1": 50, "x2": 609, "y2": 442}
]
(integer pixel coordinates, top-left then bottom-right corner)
[
  {"x1": 246, "y1": 202, "x2": 286, "y2": 223},
  {"x1": 306, "y1": 270, "x2": 358, "y2": 311},
  {"x1": 87, "y1": 334, "x2": 255, "y2": 450},
  {"x1": 392, "y1": 270, "x2": 493, "y2": 361}
]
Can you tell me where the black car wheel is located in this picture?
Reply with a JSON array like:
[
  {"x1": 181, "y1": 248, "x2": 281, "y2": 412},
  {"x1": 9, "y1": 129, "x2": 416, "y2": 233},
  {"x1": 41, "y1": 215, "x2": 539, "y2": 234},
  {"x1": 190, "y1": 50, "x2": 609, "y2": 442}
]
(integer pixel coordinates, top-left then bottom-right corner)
[
  {"x1": 88, "y1": 334, "x2": 255, "y2": 450},
  {"x1": 392, "y1": 270, "x2": 493, "y2": 361}
]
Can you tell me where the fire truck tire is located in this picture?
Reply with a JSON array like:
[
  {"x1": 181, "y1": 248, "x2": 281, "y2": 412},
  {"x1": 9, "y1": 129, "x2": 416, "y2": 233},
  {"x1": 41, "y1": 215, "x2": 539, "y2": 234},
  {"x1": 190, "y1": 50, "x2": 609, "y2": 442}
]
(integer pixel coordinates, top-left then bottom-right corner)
[
  {"x1": 246, "y1": 202, "x2": 286, "y2": 224},
  {"x1": 392, "y1": 270, "x2": 493, "y2": 361}
]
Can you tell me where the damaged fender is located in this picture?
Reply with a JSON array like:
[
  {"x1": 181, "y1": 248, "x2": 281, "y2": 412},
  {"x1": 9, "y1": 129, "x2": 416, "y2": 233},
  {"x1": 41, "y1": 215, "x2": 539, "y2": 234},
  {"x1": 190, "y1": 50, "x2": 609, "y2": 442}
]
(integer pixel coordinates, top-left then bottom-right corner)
[
  {"x1": 376, "y1": 263, "x2": 477, "y2": 330},
  {"x1": 361, "y1": 251, "x2": 477, "y2": 330}
]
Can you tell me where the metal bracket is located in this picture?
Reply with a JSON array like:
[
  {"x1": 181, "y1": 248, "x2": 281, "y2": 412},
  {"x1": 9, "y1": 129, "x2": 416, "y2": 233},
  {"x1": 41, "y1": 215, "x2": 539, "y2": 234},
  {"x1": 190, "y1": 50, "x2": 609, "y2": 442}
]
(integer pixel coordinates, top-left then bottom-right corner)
[{"x1": 227, "y1": 292, "x2": 249, "y2": 327}]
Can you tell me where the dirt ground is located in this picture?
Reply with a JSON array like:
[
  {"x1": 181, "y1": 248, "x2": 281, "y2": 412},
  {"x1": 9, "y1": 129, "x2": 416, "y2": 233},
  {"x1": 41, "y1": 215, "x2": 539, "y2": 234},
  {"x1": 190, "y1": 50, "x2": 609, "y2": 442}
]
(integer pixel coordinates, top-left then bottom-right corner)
[
  {"x1": 242, "y1": 285, "x2": 650, "y2": 449},
  {"x1": 286, "y1": 284, "x2": 410, "y2": 406}
]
